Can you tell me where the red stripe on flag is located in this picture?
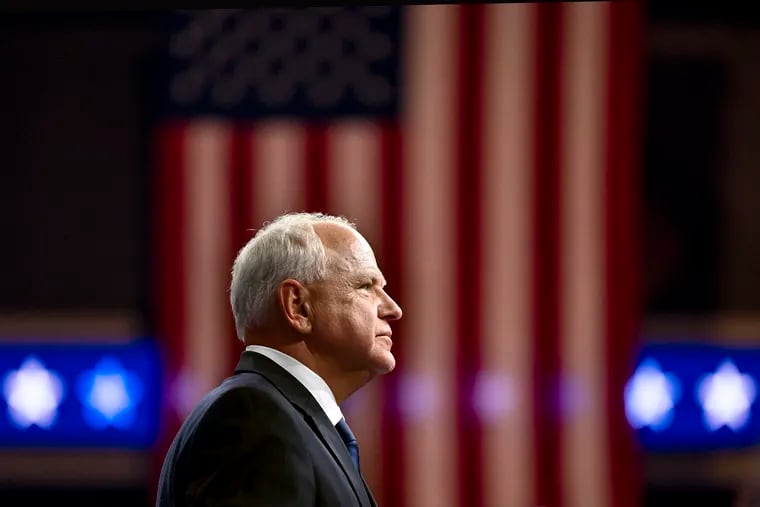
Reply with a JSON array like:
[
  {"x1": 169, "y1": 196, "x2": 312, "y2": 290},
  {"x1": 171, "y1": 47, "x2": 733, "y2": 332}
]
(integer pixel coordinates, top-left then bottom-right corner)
[
  {"x1": 606, "y1": 2, "x2": 644, "y2": 507},
  {"x1": 238, "y1": 127, "x2": 255, "y2": 240},
  {"x1": 153, "y1": 122, "x2": 188, "y2": 397},
  {"x1": 149, "y1": 122, "x2": 188, "y2": 498},
  {"x1": 305, "y1": 125, "x2": 328, "y2": 213},
  {"x1": 533, "y1": 4, "x2": 565, "y2": 507},
  {"x1": 379, "y1": 121, "x2": 405, "y2": 507},
  {"x1": 232, "y1": 126, "x2": 254, "y2": 257},
  {"x1": 228, "y1": 126, "x2": 251, "y2": 368},
  {"x1": 456, "y1": 4, "x2": 485, "y2": 507}
]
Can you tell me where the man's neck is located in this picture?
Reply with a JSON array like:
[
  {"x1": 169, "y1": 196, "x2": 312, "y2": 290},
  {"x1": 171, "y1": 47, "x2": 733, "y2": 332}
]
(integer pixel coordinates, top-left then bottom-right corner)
[
  {"x1": 276, "y1": 343, "x2": 372, "y2": 404},
  {"x1": 246, "y1": 340, "x2": 370, "y2": 404}
]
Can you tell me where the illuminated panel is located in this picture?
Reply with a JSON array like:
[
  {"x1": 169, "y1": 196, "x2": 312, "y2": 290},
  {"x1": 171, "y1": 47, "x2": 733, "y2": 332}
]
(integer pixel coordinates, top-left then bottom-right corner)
[
  {"x1": 0, "y1": 340, "x2": 160, "y2": 448},
  {"x1": 629, "y1": 343, "x2": 760, "y2": 451}
]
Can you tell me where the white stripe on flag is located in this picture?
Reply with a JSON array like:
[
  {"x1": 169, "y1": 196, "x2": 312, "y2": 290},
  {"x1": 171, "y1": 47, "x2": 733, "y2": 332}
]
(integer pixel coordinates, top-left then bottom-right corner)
[
  {"x1": 183, "y1": 121, "x2": 233, "y2": 415},
  {"x1": 561, "y1": 3, "x2": 610, "y2": 507},
  {"x1": 252, "y1": 122, "x2": 307, "y2": 222},
  {"x1": 402, "y1": 6, "x2": 459, "y2": 507},
  {"x1": 326, "y1": 121, "x2": 383, "y2": 246},
  {"x1": 326, "y1": 121, "x2": 384, "y2": 497},
  {"x1": 481, "y1": 4, "x2": 536, "y2": 507}
]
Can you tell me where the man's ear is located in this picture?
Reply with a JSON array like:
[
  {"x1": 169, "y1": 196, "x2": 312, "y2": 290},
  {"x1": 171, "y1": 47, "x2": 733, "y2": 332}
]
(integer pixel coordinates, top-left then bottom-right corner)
[{"x1": 278, "y1": 279, "x2": 312, "y2": 334}]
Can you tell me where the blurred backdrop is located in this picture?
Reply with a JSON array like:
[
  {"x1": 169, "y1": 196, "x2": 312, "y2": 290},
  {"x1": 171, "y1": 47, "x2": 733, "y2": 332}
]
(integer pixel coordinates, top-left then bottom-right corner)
[{"x1": 1, "y1": 3, "x2": 759, "y2": 507}]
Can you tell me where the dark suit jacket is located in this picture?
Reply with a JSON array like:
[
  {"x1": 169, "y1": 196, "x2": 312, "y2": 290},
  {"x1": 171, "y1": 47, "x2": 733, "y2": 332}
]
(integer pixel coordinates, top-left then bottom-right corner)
[{"x1": 156, "y1": 351, "x2": 377, "y2": 507}]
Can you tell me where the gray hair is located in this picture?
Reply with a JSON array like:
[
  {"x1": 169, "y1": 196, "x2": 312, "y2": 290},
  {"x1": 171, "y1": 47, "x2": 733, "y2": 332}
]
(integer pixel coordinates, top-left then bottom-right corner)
[{"x1": 229, "y1": 211, "x2": 356, "y2": 341}]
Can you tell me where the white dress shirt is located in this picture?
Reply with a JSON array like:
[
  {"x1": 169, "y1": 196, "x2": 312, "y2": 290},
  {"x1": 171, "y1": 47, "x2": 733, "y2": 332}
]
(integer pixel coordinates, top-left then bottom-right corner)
[{"x1": 245, "y1": 345, "x2": 344, "y2": 425}]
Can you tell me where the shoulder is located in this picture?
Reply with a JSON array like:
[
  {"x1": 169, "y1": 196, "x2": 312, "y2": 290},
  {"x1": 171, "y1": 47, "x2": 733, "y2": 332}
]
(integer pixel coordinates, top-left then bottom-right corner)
[
  {"x1": 175, "y1": 372, "x2": 310, "y2": 446},
  {"x1": 186, "y1": 372, "x2": 301, "y2": 429},
  {"x1": 207, "y1": 373, "x2": 300, "y2": 421},
  {"x1": 160, "y1": 373, "x2": 320, "y2": 506},
  {"x1": 164, "y1": 372, "x2": 314, "y2": 474}
]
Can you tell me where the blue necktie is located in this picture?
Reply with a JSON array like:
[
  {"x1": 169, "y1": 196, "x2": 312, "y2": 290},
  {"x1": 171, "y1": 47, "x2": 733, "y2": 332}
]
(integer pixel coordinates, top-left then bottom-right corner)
[{"x1": 335, "y1": 418, "x2": 360, "y2": 472}]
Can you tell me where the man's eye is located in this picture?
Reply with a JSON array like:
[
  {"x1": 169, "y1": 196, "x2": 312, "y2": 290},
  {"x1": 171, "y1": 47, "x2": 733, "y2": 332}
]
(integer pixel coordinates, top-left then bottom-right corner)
[{"x1": 360, "y1": 283, "x2": 373, "y2": 290}]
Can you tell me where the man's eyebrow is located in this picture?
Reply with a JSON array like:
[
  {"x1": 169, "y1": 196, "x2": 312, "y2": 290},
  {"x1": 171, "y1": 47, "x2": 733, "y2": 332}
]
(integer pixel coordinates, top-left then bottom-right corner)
[{"x1": 355, "y1": 270, "x2": 386, "y2": 286}]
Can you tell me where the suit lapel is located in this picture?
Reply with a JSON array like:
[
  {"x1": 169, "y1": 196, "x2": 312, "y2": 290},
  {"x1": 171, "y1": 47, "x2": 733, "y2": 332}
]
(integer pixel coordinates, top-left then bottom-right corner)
[
  {"x1": 361, "y1": 471, "x2": 378, "y2": 507},
  {"x1": 235, "y1": 351, "x2": 373, "y2": 507},
  {"x1": 303, "y1": 411, "x2": 373, "y2": 507}
]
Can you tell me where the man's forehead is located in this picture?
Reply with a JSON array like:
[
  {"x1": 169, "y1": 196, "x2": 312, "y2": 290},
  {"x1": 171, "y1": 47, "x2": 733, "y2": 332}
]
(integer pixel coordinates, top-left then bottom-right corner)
[
  {"x1": 313, "y1": 222, "x2": 360, "y2": 248},
  {"x1": 314, "y1": 223, "x2": 374, "y2": 256}
]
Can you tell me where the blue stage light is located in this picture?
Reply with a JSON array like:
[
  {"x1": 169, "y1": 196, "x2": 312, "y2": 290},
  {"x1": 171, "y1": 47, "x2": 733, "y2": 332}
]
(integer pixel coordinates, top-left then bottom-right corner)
[
  {"x1": 630, "y1": 343, "x2": 760, "y2": 451},
  {"x1": 77, "y1": 356, "x2": 144, "y2": 430},
  {"x1": 0, "y1": 340, "x2": 160, "y2": 448},
  {"x1": 2, "y1": 356, "x2": 64, "y2": 430},
  {"x1": 625, "y1": 358, "x2": 681, "y2": 431},
  {"x1": 696, "y1": 359, "x2": 756, "y2": 432}
]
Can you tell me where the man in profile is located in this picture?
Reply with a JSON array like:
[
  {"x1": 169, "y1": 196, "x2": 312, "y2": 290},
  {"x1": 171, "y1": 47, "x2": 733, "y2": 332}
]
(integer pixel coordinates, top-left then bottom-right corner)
[{"x1": 156, "y1": 211, "x2": 402, "y2": 507}]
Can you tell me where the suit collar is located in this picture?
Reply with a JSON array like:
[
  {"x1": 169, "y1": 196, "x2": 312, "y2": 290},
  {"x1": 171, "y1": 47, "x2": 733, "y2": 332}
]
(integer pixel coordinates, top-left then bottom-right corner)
[
  {"x1": 234, "y1": 351, "x2": 376, "y2": 507},
  {"x1": 235, "y1": 349, "x2": 328, "y2": 418},
  {"x1": 244, "y1": 345, "x2": 344, "y2": 424}
]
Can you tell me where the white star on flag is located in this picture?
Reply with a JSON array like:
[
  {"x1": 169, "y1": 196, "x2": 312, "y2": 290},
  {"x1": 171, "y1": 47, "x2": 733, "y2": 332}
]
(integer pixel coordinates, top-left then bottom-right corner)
[
  {"x1": 2, "y1": 356, "x2": 64, "y2": 429},
  {"x1": 697, "y1": 359, "x2": 756, "y2": 431}
]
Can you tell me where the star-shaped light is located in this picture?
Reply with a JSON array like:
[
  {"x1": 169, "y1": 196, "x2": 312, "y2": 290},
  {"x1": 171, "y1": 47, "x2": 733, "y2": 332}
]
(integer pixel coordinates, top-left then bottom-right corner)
[
  {"x1": 2, "y1": 356, "x2": 64, "y2": 429},
  {"x1": 697, "y1": 359, "x2": 756, "y2": 431},
  {"x1": 624, "y1": 358, "x2": 680, "y2": 431},
  {"x1": 77, "y1": 356, "x2": 143, "y2": 430}
]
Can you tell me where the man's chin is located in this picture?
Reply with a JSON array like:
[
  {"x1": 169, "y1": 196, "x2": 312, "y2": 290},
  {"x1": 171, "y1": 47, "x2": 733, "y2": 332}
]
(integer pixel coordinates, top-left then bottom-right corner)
[{"x1": 373, "y1": 354, "x2": 396, "y2": 375}]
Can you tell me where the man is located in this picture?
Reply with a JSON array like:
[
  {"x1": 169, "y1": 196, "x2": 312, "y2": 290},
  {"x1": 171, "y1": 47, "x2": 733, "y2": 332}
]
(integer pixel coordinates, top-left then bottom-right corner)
[{"x1": 156, "y1": 212, "x2": 403, "y2": 507}]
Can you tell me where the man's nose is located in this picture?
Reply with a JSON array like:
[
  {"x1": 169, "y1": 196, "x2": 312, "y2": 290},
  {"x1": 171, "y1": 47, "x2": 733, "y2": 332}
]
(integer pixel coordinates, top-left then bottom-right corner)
[{"x1": 379, "y1": 291, "x2": 402, "y2": 321}]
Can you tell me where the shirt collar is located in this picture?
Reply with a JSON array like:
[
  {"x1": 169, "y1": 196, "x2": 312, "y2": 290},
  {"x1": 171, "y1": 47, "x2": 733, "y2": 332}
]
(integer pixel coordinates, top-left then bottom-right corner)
[{"x1": 245, "y1": 345, "x2": 344, "y2": 425}]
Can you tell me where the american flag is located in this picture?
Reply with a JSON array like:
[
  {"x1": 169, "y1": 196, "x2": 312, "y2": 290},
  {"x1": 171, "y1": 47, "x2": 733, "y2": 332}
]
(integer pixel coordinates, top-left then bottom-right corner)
[{"x1": 151, "y1": 4, "x2": 643, "y2": 507}]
